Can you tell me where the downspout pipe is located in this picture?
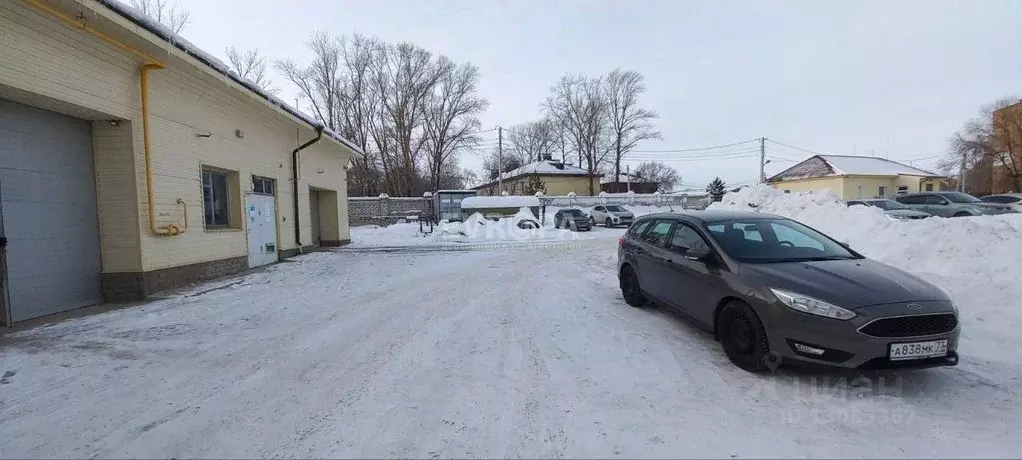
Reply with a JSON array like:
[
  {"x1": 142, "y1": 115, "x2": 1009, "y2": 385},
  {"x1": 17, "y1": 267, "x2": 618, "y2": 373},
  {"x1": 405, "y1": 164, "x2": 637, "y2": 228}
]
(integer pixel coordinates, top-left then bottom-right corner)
[{"x1": 293, "y1": 127, "x2": 324, "y2": 249}]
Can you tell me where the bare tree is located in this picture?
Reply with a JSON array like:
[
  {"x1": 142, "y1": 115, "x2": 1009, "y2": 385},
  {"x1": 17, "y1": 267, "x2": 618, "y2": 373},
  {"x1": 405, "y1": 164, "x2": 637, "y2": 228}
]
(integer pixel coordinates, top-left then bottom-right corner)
[
  {"x1": 337, "y1": 35, "x2": 385, "y2": 196},
  {"x1": 422, "y1": 59, "x2": 488, "y2": 191},
  {"x1": 632, "y1": 160, "x2": 680, "y2": 192},
  {"x1": 939, "y1": 97, "x2": 1022, "y2": 194},
  {"x1": 507, "y1": 118, "x2": 559, "y2": 163},
  {"x1": 373, "y1": 43, "x2": 445, "y2": 196},
  {"x1": 225, "y1": 46, "x2": 278, "y2": 94},
  {"x1": 276, "y1": 32, "x2": 344, "y2": 131},
  {"x1": 604, "y1": 69, "x2": 661, "y2": 183},
  {"x1": 130, "y1": 0, "x2": 189, "y2": 34},
  {"x1": 544, "y1": 75, "x2": 608, "y2": 195},
  {"x1": 480, "y1": 145, "x2": 526, "y2": 178}
]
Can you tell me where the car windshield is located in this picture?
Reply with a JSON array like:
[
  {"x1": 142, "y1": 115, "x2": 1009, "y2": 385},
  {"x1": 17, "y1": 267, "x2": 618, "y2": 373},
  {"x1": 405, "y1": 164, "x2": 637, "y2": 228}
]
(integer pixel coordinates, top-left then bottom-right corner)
[
  {"x1": 869, "y1": 200, "x2": 909, "y2": 210},
  {"x1": 605, "y1": 205, "x2": 626, "y2": 212},
  {"x1": 942, "y1": 192, "x2": 981, "y2": 203},
  {"x1": 705, "y1": 218, "x2": 859, "y2": 263}
]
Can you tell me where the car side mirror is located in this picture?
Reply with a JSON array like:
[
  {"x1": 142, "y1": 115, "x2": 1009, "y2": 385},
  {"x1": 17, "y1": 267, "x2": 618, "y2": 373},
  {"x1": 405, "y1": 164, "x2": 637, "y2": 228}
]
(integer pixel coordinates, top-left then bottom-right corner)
[{"x1": 683, "y1": 246, "x2": 712, "y2": 262}]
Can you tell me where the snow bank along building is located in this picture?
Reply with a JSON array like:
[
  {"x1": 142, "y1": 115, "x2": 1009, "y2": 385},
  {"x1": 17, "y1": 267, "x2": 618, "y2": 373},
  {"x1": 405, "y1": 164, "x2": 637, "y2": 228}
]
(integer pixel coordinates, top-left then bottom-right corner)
[
  {"x1": 766, "y1": 154, "x2": 945, "y2": 200},
  {"x1": 0, "y1": 0, "x2": 362, "y2": 325}
]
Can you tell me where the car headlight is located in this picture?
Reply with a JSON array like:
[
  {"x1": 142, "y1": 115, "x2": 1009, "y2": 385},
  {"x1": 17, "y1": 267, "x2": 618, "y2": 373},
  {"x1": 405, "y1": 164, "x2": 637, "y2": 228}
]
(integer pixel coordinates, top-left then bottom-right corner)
[{"x1": 769, "y1": 288, "x2": 857, "y2": 320}]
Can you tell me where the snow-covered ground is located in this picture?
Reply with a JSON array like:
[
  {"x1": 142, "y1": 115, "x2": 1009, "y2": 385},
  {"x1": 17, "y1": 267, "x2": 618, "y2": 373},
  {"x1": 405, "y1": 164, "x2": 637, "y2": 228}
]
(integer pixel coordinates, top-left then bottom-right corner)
[{"x1": 2, "y1": 191, "x2": 1021, "y2": 458}]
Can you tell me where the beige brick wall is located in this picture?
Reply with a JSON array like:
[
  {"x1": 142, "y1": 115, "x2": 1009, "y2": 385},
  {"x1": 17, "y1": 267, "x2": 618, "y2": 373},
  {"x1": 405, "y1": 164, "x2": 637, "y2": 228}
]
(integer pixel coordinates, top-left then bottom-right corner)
[{"x1": 1, "y1": 0, "x2": 354, "y2": 274}]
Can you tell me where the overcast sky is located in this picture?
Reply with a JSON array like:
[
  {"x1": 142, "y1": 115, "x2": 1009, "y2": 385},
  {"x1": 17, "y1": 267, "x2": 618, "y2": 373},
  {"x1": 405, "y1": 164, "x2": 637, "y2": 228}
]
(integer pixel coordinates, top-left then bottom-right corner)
[{"x1": 173, "y1": 0, "x2": 1021, "y2": 189}]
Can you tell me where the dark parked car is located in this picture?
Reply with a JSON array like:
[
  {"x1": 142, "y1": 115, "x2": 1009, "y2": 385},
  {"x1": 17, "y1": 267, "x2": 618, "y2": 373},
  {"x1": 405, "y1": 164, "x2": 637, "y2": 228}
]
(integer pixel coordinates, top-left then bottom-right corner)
[
  {"x1": 617, "y1": 211, "x2": 960, "y2": 372},
  {"x1": 554, "y1": 208, "x2": 592, "y2": 231},
  {"x1": 846, "y1": 199, "x2": 930, "y2": 219},
  {"x1": 980, "y1": 193, "x2": 1022, "y2": 213},
  {"x1": 894, "y1": 192, "x2": 1014, "y2": 217}
]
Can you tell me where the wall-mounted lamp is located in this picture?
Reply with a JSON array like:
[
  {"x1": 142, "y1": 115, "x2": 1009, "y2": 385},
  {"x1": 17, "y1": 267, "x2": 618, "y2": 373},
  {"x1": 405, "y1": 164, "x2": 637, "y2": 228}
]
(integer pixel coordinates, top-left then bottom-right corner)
[
  {"x1": 195, "y1": 131, "x2": 212, "y2": 138},
  {"x1": 317, "y1": 168, "x2": 325, "y2": 174},
  {"x1": 108, "y1": 120, "x2": 120, "y2": 127}
]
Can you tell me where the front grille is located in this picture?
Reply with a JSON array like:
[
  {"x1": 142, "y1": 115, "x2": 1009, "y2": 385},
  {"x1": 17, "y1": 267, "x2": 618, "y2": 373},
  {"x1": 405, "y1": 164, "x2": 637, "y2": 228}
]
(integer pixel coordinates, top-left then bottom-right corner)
[{"x1": 859, "y1": 313, "x2": 957, "y2": 338}]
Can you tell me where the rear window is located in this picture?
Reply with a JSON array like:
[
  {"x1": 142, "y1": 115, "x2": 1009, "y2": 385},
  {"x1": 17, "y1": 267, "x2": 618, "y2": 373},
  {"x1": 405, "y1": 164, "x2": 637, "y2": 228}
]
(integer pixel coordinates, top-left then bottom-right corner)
[
  {"x1": 605, "y1": 205, "x2": 626, "y2": 212},
  {"x1": 942, "y1": 192, "x2": 981, "y2": 203},
  {"x1": 641, "y1": 221, "x2": 673, "y2": 247},
  {"x1": 629, "y1": 219, "x2": 652, "y2": 236},
  {"x1": 563, "y1": 209, "x2": 584, "y2": 216},
  {"x1": 896, "y1": 195, "x2": 925, "y2": 205}
]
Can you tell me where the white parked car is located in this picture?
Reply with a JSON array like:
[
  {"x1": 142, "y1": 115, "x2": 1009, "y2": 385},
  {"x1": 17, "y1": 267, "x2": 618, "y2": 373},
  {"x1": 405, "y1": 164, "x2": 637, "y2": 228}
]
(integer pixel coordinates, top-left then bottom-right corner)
[{"x1": 589, "y1": 205, "x2": 635, "y2": 227}]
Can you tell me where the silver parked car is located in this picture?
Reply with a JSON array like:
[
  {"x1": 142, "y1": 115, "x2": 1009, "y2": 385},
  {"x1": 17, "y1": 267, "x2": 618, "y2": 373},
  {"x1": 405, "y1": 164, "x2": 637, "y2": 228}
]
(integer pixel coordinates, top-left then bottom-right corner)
[
  {"x1": 589, "y1": 205, "x2": 634, "y2": 227},
  {"x1": 894, "y1": 192, "x2": 1014, "y2": 217},
  {"x1": 846, "y1": 199, "x2": 930, "y2": 219}
]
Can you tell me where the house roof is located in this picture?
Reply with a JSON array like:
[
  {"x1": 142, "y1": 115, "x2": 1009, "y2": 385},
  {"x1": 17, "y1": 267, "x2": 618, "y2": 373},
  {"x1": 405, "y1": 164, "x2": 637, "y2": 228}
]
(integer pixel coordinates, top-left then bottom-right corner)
[
  {"x1": 96, "y1": 0, "x2": 364, "y2": 157},
  {"x1": 768, "y1": 154, "x2": 943, "y2": 182},
  {"x1": 471, "y1": 160, "x2": 598, "y2": 189},
  {"x1": 600, "y1": 172, "x2": 656, "y2": 184}
]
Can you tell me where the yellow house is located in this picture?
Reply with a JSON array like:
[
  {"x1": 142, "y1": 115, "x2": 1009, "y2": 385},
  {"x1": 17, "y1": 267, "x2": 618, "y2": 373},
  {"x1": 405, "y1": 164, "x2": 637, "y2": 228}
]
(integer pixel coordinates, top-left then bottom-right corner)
[
  {"x1": 0, "y1": 0, "x2": 362, "y2": 324},
  {"x1": 767, "y1": 155, "x2": 945, "y2": 199},
  {"x1": 472, "y1": 159, "x2": 601, "y2": 196}
]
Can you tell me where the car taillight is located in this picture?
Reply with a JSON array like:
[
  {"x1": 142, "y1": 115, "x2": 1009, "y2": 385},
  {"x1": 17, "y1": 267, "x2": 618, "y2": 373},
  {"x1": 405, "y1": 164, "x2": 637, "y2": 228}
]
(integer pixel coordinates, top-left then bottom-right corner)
[{"x1": 619, "y1": 235, "x2": 626, "y2": 246}]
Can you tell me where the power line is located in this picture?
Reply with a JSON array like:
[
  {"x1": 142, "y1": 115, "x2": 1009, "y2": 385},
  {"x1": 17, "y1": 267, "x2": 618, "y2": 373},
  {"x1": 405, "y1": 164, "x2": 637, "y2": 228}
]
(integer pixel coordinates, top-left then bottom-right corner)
[
  {"x1": 764, "y1": 139, "x2": 827, "y2": 156},
  {"x1": 627, "y1": 138, "x2": 761, "y2": 153}
]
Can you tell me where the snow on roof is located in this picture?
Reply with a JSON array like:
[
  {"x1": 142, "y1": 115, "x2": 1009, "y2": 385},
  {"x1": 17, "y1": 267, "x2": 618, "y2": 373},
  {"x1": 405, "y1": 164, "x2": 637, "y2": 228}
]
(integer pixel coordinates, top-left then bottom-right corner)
[
  {"x1": 460, "y1": 196, "x2": 541, "y2": 209},
  {"x1": 472, "y1": 160, "x2": 596, "y2": 188},
  {"x1": 769, "y1": 155, "x2": 942, "y2": 181},
  {"x1": 97, "y1": 0, "x2": 364, "y2": 157}
]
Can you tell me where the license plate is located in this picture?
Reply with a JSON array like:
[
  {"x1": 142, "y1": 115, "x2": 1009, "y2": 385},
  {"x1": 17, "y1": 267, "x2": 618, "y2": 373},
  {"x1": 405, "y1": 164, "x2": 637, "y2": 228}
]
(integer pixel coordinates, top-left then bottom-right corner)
[{"x1": 889, "y1": 339, "x2": 948, "y2": 361}]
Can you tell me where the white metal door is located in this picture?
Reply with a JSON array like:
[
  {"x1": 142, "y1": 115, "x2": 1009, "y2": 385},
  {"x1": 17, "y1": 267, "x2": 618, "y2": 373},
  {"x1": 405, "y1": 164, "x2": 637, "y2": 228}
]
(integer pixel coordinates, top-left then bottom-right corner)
[{"x1": 246, "y1": 194, "x2": 278, "y2": 267}]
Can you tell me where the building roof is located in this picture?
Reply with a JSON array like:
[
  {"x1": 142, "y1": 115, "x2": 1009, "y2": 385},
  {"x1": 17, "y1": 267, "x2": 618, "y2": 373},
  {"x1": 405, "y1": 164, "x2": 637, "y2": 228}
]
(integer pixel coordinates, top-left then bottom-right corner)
[
  {"x1": 768, "y1": 154, "x2": 942, "y2": 182},
  {"x1": 96, "y1": 0, "x2": 364, "y2": 157},
  {"x1": 471, "y1": 160, "x2": 597, "y2": 189},
  {"x1": 600, "y1": 172, "x2": 656, "y2": 184}
]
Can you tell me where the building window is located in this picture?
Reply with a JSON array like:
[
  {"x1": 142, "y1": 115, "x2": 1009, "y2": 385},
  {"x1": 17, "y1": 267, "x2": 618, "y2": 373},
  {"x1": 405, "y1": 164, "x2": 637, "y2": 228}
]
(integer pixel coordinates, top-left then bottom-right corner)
[
  {"x1": 202, "y1": 168, "x2": 232, "y2": 227},
  {"x1": 783, "y1": 190, "x2": 791, "y2": 194},
  {"x1": 925, "y1": 183, "x2": 934, "y2": 191},
  {"x1": 878, "y1": 185, "x2": 887, "y2": 198},
  {"x1": 897, "y1": 185, "x2": 909, "y2": 195},
  {"x1": 252, "y1": 175, "x2": 275, "y2": 195}
]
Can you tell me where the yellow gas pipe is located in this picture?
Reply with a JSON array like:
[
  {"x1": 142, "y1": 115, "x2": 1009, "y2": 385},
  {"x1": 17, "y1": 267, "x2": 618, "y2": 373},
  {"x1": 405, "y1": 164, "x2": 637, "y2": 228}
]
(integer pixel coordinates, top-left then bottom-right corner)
[{"x1": 23, "y1": 0, "x2": 185, "y2": 236}]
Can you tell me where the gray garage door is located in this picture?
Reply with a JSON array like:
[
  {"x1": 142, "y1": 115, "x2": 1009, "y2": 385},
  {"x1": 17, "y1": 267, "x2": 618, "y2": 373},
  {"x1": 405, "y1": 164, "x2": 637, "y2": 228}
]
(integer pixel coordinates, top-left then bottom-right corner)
[{"x1": 1, "y1": 99, "x2": 103, "y2": 323}]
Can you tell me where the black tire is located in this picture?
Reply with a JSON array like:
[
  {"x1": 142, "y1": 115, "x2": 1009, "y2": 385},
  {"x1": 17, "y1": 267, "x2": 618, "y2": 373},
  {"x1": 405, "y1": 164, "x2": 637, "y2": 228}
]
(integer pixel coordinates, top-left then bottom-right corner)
[
  {"x1": 953, "y1": 212, "x2": 971, "y2": 217},
  {"x1": 605, "y1": 217, "x2": 613, "y2": 228},
  {"x1": 717, "y1": 301, "x2": 771, "y2": 372},
  {"x1": 589, "y1": 216, "x2": 596, "y2": 226},
  {"x1": 619, "y1": 265, "x2": 647, "y2": 308}
]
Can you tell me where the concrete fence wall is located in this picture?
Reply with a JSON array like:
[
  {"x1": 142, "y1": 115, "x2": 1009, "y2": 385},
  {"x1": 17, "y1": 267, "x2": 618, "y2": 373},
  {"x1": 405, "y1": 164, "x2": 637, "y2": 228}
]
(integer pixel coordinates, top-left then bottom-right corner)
[
  {"x1": 348, "y1": 196, "x2": 429, "y2": 226},
  {"x1": 348, "y1": 192, "x2": 712, "y2": 226}
]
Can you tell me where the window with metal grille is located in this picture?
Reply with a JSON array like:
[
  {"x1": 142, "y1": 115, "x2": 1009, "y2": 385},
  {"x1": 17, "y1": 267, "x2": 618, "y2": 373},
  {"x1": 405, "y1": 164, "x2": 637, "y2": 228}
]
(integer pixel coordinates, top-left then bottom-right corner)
[
  {"x1": 202, "y1": 169, "x2": 231, "y2": 227},
  {"x1": 252, "y1": 176, "x2": 275, "y2": 195}
]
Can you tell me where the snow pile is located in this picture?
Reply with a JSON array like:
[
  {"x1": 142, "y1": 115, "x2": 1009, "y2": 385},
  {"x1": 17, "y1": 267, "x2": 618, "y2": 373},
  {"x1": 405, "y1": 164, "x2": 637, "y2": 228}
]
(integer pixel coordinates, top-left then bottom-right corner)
[
  {"x1": 348, "y1": 223, "x2": 441, "y2": 247},
  {"x1": 709, "y1": 186, "x2": 1022, "y2": 361},
  {"x1": 439, "y1": 209, "x2": 577, "y2": 242}
]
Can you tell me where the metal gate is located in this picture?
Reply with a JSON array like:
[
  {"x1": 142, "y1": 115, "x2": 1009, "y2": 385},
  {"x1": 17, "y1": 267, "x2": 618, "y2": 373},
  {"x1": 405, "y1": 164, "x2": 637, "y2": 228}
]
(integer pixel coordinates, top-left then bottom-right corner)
[
  {"x1": 0, "y1": 99, "x2": 103, "y2": 323},
  {"x1": 245, "y1": 184, "x2": 278, "y2": 268}
]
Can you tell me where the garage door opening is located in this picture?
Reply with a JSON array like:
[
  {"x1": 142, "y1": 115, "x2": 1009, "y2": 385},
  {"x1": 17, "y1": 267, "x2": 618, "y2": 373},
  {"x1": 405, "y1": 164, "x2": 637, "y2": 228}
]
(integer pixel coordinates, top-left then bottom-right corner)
[
  {"x1": 309, "y1": 187, "x2": 340, "y2": 246},
  {"x1": 1, "y1": 99, "x2": 103, "y2": 324}
]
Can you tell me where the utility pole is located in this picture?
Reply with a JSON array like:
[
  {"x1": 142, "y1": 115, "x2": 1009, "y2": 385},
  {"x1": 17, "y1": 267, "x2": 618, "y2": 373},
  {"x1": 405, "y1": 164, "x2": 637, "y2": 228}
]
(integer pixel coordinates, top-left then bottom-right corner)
[
  {"x1": 759, "y1": 137, "x2": 766, "y2": 183},
  {"x1": 626, "y1": 164, "x2": 631, "y2": 193},
  {"x1": 959, "y1": 151, "x2": 967, "y2": 192},
  {"x1": 497, "y1": 126, "x2": 503, "y2": 194}
]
